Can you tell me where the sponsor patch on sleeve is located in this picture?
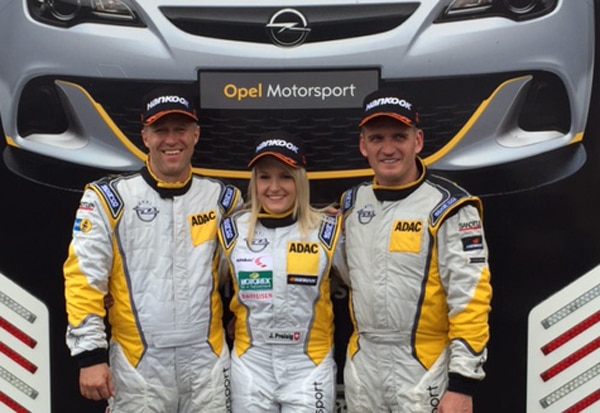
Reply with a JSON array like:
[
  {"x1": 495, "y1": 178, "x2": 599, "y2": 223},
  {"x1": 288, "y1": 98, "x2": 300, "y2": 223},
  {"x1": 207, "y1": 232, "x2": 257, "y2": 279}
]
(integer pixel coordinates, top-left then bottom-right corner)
[
  {"x1": 95, "y1": 181, "x2": 123, "y2": 219},
  {"x1": 73, "y1": 217, "x2": 93, "y2": 233},
  {"x1": 220, "y1": 217, "x2": 237, "y2": 249},
  {"x1": 461, "y1": 236, "x2": 484, "y2": 251},
  {"x1": 468, "y1": 256, "x2": 487, "y2": 264},
  {"x1": 341, "y1": 189, "x2": 355, "y2": 214},
  {"x1": 431, "y1": 196, "x2": 458, "y2": 223},
  {"x1": 318, "y1": 216, "x2": 337, "y2": 250},
  {"x1": 77, "y1": 201, "x2": 95, "y2": 212},
  {"x1": 219, "y1": 185, "x2": 237, "y2": 213},
  {"x1": 458, "y1": 220, "x2": 482, "y2": 232}
]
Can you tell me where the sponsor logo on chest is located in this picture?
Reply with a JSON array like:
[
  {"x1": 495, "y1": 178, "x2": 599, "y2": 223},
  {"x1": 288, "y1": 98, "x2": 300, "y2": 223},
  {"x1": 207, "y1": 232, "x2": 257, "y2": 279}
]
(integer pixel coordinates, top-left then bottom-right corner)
[
  {"x1": 394, "y1": 220, "x2": 422, "y2": 233},
  {"x1": 266, "y1": 330, "x2": 302, "y2": 344},
  {"x1": 239, "y1": 271, "x2": 273, "y2": 291},
  {"x1": 191, "y1": 210, "x2": 216, "y2": 226},
  {"x1": 134, "y1": 200, "x2": 159, "y2": 222},
  {"x1": 288, "y1": 242, "x2": 319, "y2": 254}
]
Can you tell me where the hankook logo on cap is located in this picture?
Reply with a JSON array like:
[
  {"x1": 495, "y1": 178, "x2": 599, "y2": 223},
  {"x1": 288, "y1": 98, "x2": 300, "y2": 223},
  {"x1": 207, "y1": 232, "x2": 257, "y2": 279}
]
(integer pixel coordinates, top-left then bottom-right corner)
[{"x1": 266, "y1": 8, "x2": 310, "y2": 48}]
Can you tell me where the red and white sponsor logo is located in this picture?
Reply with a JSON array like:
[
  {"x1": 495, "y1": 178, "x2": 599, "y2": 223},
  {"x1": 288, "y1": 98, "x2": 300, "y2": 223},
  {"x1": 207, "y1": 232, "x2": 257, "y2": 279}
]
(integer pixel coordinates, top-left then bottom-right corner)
[
  {"x1": 458, "y1": 220, "x2": 481, "y2": 232},
  {"x1": 254, "y1": 256, "x2": 268, "y2": 268},
  {"x1": 240, "y1": 291, "x2": 273, "y2": 301},
  {"x1": 78, "y1": 201, "x2": 95, "y2": 211}
]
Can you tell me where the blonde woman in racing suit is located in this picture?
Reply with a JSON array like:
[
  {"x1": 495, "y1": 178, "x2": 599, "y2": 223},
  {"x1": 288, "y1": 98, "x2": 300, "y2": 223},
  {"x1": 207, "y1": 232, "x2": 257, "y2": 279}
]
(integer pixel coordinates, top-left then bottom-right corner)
[
  {"x1": 340, "y1": 87, "x2": 492, "y2": 413},
  {"x1": 217, "y1": 130, "x2": 344, "y2": 413}
]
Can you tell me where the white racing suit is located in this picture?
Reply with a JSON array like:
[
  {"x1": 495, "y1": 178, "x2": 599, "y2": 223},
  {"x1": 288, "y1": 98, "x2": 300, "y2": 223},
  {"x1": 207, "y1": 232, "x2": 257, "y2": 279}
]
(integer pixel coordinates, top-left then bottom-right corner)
[
  {"x1": 218, "y1": 211, "x2": 343, "y2": 413},
  {"x1": 340, "y1": 159, "x2": 492, "y2": 413},
  {"x1": 64, "y1": 167, "x2": 241, "y2": 413}
]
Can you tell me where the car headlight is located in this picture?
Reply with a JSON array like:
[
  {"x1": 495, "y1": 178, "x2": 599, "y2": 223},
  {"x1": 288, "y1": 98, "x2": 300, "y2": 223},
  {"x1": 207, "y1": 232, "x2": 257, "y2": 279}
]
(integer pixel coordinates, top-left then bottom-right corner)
[
  {"x1": 27, "y1": 0, "x2": 145, "y2": 27},
  {"x1": 436, "y1": 0, "x2": 558, "y2": 22}
]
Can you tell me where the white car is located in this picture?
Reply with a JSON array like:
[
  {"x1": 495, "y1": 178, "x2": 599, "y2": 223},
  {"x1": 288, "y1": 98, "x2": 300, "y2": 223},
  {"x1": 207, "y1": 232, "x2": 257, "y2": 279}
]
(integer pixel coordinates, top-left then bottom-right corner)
[{"x1": 0, "y1": 0, "x2": 595, "y2": 199}]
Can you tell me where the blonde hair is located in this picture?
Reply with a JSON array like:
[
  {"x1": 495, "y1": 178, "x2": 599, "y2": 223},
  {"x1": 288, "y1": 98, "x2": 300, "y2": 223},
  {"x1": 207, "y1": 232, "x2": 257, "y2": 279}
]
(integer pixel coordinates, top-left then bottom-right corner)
[{"x1": 245, "y1": 160, "x2": 327, "y2": 242}]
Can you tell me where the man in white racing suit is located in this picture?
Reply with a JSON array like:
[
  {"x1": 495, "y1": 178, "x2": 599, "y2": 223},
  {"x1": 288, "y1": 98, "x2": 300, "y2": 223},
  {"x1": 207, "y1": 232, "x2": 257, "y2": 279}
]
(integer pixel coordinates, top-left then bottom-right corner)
[
  {"x1": 64, "y1": 87, "x2": 241, "y2": 412},
  {"x1": 340, "y1": 87, "x2": 492, "y2": 413}
]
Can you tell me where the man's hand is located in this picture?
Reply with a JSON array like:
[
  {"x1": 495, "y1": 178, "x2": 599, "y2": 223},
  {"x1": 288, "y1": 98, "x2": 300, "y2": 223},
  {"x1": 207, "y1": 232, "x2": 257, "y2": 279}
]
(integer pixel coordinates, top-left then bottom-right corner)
[
  {"x1": 103, "y1": 294, "x2": 114, "y2": 309},
  {"x1": 438, "y1": 391, "x2": 472, "y2": 413},
  {"x1": 325, "y1": 205, "x2": 341, "y2": 215},
  {"x1": 79, "y1": 363, "x2": 115, "y2": 400}
]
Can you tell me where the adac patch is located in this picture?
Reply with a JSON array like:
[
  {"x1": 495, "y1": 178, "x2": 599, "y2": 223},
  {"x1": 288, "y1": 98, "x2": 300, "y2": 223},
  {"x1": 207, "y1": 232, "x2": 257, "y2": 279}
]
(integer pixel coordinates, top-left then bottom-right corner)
[
  {"x1": 462, "y1": 235, "x2": 484, "y2": 251},
  {"x1": 389, "y1": 219, "x2": 423, "y2": 253},
  {"x1": 287, "y1": 241, "x2": 319, "y2": 276},
  {"x1": 220, "y1": 217, "x2": 237, "y2": 249},
  {"x1": 288, "y1": 242, "x2": 319, "y2": 254},
  {"x1": 191, "y1": 210, "x2": 216, "y2": 226},
  {"x1": 189, "y1": 209, "x2": 218, "y2": 246}
]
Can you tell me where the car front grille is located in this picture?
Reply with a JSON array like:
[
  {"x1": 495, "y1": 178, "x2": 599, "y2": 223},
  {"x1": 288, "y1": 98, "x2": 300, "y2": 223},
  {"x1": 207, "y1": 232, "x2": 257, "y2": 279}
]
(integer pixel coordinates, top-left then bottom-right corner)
[
  {"x1": 159, "y1": 4, "x2": 420, "y2": 44},
  {"x1": 18, "y1": 71, "x2": 570, "y2": 178}
]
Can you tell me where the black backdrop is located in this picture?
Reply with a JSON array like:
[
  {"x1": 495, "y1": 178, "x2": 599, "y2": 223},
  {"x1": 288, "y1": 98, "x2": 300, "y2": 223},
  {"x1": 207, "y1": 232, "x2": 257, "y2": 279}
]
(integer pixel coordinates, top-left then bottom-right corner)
[
  {"x1": 1, "y1": 13, "x2": 599, "y2": 413},
  {"x1": 2, "y1": 103, "x2": 599, "y2": 413}
]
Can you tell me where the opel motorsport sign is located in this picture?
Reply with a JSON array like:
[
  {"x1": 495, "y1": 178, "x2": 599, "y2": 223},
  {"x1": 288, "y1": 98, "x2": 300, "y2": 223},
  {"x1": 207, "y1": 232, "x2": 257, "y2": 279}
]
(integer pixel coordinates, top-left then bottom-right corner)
[{"x1": 199, "y1": 70, "x2": 378, "y2": 109}]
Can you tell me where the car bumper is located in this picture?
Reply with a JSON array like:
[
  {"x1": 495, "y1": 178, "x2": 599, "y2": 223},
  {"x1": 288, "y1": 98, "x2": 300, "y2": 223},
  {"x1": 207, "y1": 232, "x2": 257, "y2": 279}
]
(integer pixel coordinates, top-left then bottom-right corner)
[{"x1": 0, "y1": 0, "x2": 594, "y2": 196}]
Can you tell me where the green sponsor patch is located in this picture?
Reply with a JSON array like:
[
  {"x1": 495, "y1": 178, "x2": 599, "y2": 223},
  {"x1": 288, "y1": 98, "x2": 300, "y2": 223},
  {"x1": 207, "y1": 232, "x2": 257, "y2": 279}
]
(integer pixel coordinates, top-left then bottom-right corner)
[{"x1": 239, "y1": 271, "x2": 273, "y2": 291}]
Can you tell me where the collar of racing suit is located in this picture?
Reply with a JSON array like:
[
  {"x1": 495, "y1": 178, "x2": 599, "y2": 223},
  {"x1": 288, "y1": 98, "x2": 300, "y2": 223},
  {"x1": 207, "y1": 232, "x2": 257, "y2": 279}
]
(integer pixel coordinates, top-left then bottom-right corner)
[
  {"x1": 257, "y1": 208, "x2": 296, "y2": 228},
  {"x1": 141, "y1": 165, "x2": 193, "y2": 198},
  {"x1": 372, "y1": 157, "x2": 427, "y2": 202}
]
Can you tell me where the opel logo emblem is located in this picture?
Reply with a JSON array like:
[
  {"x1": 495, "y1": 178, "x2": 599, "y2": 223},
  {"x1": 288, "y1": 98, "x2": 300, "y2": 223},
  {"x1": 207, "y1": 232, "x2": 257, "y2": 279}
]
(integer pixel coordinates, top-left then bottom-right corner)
[{"x1": 266, "y1": 8, "x2": 310, "y2": 48}]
